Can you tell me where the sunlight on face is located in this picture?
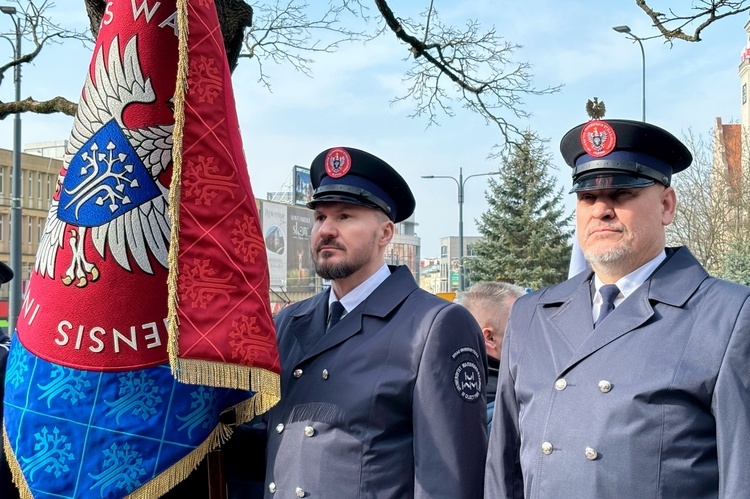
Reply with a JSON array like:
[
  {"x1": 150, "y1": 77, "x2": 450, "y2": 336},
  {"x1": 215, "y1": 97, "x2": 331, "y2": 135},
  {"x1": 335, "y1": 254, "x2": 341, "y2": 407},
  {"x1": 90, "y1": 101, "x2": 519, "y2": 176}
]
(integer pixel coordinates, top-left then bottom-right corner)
[
  {"x1": 310, "y1": 203, "x2": 388, "y2": 281},
  {"x1": 576, "y1": 185, "x2": 674, "y2": 279}
]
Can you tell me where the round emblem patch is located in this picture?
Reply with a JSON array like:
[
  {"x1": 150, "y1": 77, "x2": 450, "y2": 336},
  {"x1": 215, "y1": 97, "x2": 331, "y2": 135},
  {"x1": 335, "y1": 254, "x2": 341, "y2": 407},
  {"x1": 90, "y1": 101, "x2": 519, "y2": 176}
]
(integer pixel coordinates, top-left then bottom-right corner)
[
  {"x1": 325, "y1": 147, "x2": 351, "y2": 178},
  {"x1": 453, "y1": 361, "x2": 482, "y2": 402},
  {"x1": 580, "y1": 120, "x2": 616, "y2": 158}
]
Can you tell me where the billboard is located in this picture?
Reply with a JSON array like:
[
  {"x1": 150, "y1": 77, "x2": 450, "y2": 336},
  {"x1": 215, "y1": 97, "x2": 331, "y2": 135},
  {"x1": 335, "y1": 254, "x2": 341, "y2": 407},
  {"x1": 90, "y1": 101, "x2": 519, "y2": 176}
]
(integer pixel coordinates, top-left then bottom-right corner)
[
  {"x1": 293, "y1": 165, "x2": 313, "y2": 206},
  {"x1": 287, "y1": 206, "x2": 316, "y2": 292},
  {"x1": 263, "y1": 201, "x2": 288, "y2": 288}
]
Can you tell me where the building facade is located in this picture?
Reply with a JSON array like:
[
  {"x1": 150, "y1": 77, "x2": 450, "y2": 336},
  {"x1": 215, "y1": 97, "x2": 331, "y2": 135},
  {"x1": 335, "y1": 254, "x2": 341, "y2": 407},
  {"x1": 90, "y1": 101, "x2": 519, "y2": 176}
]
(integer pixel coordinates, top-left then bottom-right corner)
[
  {"x1": 437, "y1": 235, "x2": 482, "y2": 293},
  {"x1": 0, "y1": 149, "x2": 63, "y2": 319}
]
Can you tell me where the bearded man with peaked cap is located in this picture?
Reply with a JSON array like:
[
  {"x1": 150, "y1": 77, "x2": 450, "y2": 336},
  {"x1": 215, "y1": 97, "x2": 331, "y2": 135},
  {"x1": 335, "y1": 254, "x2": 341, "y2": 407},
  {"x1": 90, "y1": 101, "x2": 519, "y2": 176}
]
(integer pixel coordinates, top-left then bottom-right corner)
[
  {"x1": 485, "y1": 119, "x2": 750, "y2": 498},
  {"x1": 259, "y1": 146, "x2": 488, "y2": 498}
]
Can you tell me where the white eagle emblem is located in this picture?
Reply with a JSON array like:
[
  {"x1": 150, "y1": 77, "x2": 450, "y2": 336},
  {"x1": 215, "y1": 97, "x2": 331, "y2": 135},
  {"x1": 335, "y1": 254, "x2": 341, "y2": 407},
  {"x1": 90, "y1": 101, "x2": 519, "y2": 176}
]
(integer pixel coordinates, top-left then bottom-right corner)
[
  {"x1": 587, "y1": 129, "x2": 608, "y2": 152},
  {"x1": 35, "y1": 35, "x2": 172, "y2": 287}
]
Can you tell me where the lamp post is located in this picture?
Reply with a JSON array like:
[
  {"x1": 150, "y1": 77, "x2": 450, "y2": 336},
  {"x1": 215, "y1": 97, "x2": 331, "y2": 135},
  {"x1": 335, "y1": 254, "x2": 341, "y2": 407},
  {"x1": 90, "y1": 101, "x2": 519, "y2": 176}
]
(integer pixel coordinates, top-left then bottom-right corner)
[
  {"x1": 422, "y1": 167, "x2": 497, "y2": 292},
  {"x1": 2, "y1": 5, "x2": 22, "y2": 334},
  {"x1": 613, "y1": 25, "x2": 646, "y2": 122}
]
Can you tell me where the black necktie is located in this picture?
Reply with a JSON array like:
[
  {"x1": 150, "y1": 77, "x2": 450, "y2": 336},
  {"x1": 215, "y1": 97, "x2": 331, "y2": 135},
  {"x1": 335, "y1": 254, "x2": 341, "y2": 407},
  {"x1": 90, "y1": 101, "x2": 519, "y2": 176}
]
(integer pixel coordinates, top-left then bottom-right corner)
[
  {"x1": 328, "y1": 301, "x2": 345, "y2": 331},
  {"x1": 594, "y1": 284, "x2": 620, "y2": 328}
]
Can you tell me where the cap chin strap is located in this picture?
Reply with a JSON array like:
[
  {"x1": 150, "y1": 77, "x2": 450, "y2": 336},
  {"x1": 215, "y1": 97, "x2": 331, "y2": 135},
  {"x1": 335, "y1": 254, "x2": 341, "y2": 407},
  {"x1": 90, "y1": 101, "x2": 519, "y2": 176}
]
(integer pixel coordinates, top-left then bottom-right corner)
[
  {"x1": 311, "y1": 184, "x2": 393, "y2": 218},
  {"x1": 572, "y1": 160, "x2": 670, "y2": 187}
]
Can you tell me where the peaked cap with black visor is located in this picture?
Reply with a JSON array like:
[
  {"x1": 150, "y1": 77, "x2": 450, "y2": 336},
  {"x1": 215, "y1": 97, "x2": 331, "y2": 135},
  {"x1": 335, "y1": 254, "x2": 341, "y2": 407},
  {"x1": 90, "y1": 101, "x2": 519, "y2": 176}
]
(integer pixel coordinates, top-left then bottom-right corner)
[
  {"x1": 560, "y1": 119, "x2": 692, "y2": 193},
  {"x1": 308, "y1": 146, "x2": 416, "y2": 223},
  {"x1": 0, "y1": 262, "x2": 12, "y2": 284}
]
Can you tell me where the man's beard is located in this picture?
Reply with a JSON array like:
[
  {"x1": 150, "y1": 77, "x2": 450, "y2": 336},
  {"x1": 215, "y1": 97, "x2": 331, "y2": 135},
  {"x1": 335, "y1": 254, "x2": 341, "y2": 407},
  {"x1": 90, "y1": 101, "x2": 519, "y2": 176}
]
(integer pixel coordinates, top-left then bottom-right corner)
[
  {"x1": 311, "y1": 235, "x2": 375, "y2": 280},
  {"x1": 582, "y1": 226, "x2": 638, "y2": 274}
]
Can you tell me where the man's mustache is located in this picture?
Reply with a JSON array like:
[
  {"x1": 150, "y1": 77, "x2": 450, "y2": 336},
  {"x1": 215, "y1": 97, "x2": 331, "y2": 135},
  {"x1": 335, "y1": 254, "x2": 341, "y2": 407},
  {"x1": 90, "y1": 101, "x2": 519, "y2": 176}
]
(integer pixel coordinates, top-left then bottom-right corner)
[
  {"x1": 315, "y1": 237, "x2": 345, "y2": 252},
  {"x1": 585, "y1": 224, "x2": 625, "y2": 237}
]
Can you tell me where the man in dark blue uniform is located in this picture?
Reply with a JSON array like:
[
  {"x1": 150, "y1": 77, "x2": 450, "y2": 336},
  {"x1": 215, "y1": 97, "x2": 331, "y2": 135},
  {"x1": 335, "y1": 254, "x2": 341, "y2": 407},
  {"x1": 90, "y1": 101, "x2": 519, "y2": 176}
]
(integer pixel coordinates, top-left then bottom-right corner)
[
  {"x1": 261, "y1": 146, "x2": 488, "y2": 498},
  {"x1": 0, "y1": 261, "x2": 19, "y2": 499},
  {"x1": 485, "y1": 119, "x2": 750, "y2": 498}
]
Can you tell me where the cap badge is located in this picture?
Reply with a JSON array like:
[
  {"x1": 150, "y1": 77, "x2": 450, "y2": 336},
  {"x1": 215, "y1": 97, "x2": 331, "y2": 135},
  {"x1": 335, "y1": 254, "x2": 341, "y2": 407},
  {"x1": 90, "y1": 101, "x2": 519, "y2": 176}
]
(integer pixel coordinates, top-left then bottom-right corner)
[
  {"x1": 324, "y1": 147, "x2": 352, "y2": 178},
  {"x1": 581, "y1": 120, "x2": 616, "y2": 158}
]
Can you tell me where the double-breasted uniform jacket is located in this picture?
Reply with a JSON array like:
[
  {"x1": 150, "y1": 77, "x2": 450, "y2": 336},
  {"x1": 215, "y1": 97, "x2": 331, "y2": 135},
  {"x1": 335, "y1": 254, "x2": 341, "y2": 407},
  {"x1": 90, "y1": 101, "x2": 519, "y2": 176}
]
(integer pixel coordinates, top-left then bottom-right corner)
[
  {"x1": 265, "y1": 265, "x2": 488, "y2": 498},
  {"x1": 485, "y1": 247, "x2": 750, "y2": 498}
]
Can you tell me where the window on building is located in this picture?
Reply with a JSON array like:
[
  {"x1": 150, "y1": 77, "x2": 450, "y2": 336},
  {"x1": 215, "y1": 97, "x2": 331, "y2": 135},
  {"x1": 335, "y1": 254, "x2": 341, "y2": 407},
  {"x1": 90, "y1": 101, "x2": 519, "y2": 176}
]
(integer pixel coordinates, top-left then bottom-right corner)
[
  {"x1": 0, "y1": 214, "x2": 4, "y2": 242},
  {"x1": 37, "y1": 173, "x2": 42, "y2": 199},
  {"x1": 744, "y1": 83, "x2": 747, "y2": 104},
  {"x1": 28, "y1": 172, "x2": 33, "y2": 199},
  {"x1": 440, "y1": 245, "x2": 448, "y2": 258},
  {"x1": 466, "y1": 244, "x2": 475, "y2": 257},
  {"x1": 27, "y1": 216, "x2": 32, "y2": 243},
  {"x1": 47, "y1": 175, "x2": 51, "y2": 199},
  {"x1": 0, "y1": 166, "x2": 4, "y2": 194},
  {"x1": 37, "y1": 217, "x2": 42, "y2": 241}
]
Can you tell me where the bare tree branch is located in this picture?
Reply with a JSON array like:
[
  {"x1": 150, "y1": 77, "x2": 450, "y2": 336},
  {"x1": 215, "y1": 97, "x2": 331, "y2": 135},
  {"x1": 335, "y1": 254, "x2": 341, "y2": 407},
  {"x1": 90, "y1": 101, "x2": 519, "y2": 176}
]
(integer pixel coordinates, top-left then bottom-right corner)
[
  {"x1": 238, "y1": 0, "x2": 368, "y2": 91},
  {"x1": 636, "y1": 0, "x2": 750, "y2": 42},
  {"x1": 0, "y1": 95, "x2": 76, "y2": 119},
  {"x1": 667, "y1": 125, "x2": 750, "y2": 275},
  {"x1": 3, "y1": 0, "x2": 559, "y2": 150},
  {"x1": 0, "y1": 1, "x2": 89, "y2": 87},
  {"x1": 374, "y1": 0, "x2": 561, "y2": 144},
  {"x1": 0, "y1": 1, "x2": 88, "y2": 118}
]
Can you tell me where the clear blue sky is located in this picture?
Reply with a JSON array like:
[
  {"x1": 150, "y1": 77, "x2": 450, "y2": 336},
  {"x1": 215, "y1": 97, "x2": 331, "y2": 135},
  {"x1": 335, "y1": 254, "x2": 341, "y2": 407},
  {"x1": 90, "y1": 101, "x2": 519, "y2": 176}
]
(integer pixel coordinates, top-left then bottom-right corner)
[{"x1": 0, "y1": 1, "x2": 747, "y2": 257}]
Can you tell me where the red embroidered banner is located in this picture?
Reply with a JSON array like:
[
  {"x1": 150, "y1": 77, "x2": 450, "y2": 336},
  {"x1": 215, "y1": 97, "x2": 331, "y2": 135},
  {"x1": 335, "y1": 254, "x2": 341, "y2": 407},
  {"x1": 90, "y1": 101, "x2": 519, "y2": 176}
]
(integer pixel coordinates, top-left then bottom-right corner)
[
  {"x1": 5, "y1": 0, "x2": 279, "y2": 495},
  {"x1": 16, "y1": 0, "x2": 178, "y2": 371},
  {"x1": 168, "y1": 0, "x2": 281, "y2": 397}
]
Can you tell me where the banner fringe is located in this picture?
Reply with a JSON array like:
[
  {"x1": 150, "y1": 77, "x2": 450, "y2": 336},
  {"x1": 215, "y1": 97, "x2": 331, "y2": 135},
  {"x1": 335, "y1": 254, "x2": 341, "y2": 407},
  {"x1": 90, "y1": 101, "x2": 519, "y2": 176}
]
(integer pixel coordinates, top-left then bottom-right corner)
[
  {"x1": 4, "y1": 426, "x2": 32, "y2": 499},
  {"x1": 125, "y1": 416, "x2": 232, "y2": 499},
  {"x1": 166, "y1": 0, "x2": 189, "y2": 374},
  {"x1": 173, "y1": 358, "x2": 281, "y2": 414}
]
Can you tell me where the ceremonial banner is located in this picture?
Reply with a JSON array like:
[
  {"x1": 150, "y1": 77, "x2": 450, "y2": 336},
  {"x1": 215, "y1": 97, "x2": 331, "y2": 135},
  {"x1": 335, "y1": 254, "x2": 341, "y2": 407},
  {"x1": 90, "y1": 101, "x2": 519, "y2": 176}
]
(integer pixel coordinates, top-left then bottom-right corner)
[{"x1": 3, "y1": 0, "x2": 280, "y2": 497}]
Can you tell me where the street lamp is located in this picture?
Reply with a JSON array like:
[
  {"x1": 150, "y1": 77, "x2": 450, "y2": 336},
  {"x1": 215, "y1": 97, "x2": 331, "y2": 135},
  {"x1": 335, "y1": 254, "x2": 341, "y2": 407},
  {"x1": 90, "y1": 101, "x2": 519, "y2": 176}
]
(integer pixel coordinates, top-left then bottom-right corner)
[
  {"x1": 422, "y1": 167, "x2": 498, "y2": 292},
  {"x1": 2, "y1": 5, "x2": 22, "y2": 334},
  {"x1": 613, "y1": 25, "x2": 646, "y2": 122}
]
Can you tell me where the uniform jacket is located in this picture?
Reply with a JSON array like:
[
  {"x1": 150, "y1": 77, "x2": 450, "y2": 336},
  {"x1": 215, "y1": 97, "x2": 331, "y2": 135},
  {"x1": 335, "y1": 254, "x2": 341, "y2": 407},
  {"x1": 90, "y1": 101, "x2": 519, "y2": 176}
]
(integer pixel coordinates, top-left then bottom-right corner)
[
  {"x1": 265, "y1": 265, "x2": 488, "y2": 498},
  {"x1": 485, "y1": 247, "x2": 750, "y2": 498}
]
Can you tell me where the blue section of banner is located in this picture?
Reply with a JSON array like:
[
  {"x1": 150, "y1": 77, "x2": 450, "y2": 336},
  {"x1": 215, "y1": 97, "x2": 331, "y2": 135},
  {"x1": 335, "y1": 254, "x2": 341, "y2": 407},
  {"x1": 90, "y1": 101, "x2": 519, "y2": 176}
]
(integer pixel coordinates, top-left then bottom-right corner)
[
  {"x1": 4, "y1": 336, "x2": 251, "y2": 498},
  {"x1": 58, "y1": 119, "x2": 160, "y2": 227}
]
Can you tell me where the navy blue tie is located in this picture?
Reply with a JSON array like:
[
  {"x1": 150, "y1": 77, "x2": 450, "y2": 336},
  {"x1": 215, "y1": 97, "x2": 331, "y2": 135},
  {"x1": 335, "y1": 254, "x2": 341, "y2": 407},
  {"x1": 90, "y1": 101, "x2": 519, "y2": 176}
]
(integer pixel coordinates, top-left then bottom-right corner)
[
  {"x1": 594, "y1": 284, "x2": 620, "y2": 328},
  {"x1": 328, "y1": 301, "x2": 345, "y2": 331}
]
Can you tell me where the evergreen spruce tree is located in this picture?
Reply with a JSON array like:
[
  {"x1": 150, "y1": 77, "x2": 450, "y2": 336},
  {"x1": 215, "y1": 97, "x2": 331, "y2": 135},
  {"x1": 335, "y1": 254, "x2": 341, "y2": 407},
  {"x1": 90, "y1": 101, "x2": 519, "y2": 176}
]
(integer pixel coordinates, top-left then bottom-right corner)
[
  {"x1": 466, "y1": 132, "x2": 574, "y2": 290},
  {"x1": 719, "y1": 237, "x2": 750, "y2": 286}
]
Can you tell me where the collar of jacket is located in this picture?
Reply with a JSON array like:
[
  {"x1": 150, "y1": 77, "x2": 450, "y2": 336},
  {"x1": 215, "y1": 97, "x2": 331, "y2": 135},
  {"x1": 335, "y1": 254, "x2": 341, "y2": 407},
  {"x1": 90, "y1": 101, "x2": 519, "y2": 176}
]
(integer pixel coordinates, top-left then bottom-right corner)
[
  {"x1": 536, "y1": 247, "x2": 708, "y2": 309},
  {"x1": 286, "y1": 266, "x2": 418, "y2": 363},
  {"x1": 289, "y1": 265, "x2": 417, "y2": 320}
]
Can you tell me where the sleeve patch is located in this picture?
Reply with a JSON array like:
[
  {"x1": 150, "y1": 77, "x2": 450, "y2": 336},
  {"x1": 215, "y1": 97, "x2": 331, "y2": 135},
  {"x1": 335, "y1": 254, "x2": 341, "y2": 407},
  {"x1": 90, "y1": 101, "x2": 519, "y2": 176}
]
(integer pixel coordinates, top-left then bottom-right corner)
[
  {"x1": 451, "y1": 347, "x2": 480, "y2": 360},
  {"x1": 453, "y1": 361, "x2": 482, "y2": 402}
]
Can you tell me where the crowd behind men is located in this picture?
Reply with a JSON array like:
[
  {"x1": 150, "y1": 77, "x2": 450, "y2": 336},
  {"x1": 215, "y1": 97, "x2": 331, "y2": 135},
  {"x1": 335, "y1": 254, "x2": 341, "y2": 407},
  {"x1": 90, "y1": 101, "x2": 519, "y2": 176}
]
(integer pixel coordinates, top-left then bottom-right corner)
[
  {"x1": 3, "y1": 117, "x2": 750, "y2": 498},
  {"x1": 457, "y1": 281, "x2": 524, "y2": 430}
]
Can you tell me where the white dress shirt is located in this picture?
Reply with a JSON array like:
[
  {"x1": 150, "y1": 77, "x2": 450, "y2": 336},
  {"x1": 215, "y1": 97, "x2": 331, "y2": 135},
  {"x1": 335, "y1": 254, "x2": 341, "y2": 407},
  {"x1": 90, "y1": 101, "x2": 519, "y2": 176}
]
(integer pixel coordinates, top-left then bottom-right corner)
[{"x1": 591, "y1": 250, "x2": 667, "y2": 323}]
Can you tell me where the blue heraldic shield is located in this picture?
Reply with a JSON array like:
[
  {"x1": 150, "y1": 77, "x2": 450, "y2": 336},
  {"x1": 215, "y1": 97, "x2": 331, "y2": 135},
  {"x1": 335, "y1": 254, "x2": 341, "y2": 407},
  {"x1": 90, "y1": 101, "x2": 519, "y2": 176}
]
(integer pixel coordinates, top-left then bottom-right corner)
[{"x1": 57, "y1": 119, "x2": 161, "y2": 227}]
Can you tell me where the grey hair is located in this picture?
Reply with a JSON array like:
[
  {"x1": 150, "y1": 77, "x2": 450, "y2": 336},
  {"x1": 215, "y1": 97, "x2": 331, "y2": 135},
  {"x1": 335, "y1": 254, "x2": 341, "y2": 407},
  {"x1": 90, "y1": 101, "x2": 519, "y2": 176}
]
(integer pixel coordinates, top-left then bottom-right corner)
[{"x1": 457, "y1": 281, "x2": 524, "y2": 313}]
